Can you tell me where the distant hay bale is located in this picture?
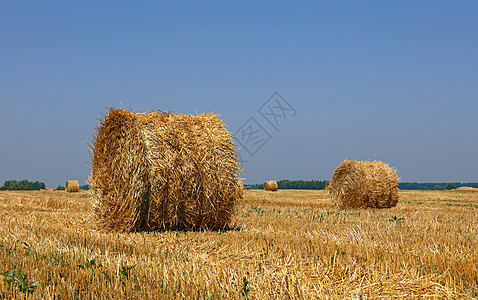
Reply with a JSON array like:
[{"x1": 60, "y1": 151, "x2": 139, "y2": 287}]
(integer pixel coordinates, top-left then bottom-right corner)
[
  {"x1": 264, "y1": 180, "x2": 278, "y2": 191},
  {"x1": 327, "y1": 160, "x2": 399, "y2": 209},
  {"x1": 65, "y1": 180, "x2": 80, "y2": 193},
  {"x1": 236, "y1": 180, "x2": 244, "y2": 199},
  {"x1": 45, "y1": 188, "x2": 54, "y2": 192},
  {"x1": 454, "y1": 186, "x2": 478, "y2": 191},
  {"x1": 89, "y1": 108, "x2": 240, "y2": 233}
]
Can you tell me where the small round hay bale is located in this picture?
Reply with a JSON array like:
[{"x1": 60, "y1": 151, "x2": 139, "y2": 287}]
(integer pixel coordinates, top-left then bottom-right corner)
[
  {"x1": 454, "y1": 186, "x2": 478, "y2": 191},
  {"x1": 236, "y1": 180, "x2": 244, "y2": 199},
  {"x1": 264, "y1": 180, "x2": 278, "y2": 191},
  {"x1": 327, "y1": 160, "x2": 399, "y2": 209},
  {"x1": 89, "y1": 108, "x2": 240, "y2": 233},
  {"x1": 65, "y1": 180, "x2": 80, "y2": 193}
]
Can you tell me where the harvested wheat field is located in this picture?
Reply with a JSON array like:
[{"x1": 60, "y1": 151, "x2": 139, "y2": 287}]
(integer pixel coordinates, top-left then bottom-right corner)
[{"x1": 1, "y1": 189, "x2": 478, "y2": 299}]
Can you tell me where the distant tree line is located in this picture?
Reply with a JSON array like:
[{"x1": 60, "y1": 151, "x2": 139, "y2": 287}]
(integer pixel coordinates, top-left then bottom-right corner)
[
  {"x1": 0, "y1": 179, "x2": 46, "y2": 190},
  {"x1": 277, "y1": 180, "x2": 327, "y2": 189},
  {"x1": 246, "y1": 180, "x2": 478, "y2": 190},
  {"x1": 1, "y1": 179, "x2": 476, "y2": 191},
  {"x1": 0, "y1": 180, "x2": 91, "y2": 191},
  {"x1": 397, "y1": 182, "x2": 478, "y2": 190},
  {"x1": 247, "y1": 180, "x2": 328, "y2": 190}
]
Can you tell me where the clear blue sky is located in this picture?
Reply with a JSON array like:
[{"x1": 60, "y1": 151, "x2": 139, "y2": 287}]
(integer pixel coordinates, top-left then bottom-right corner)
[{"x1": 1, "y1": 1, "x2": 477, "y2": 187}]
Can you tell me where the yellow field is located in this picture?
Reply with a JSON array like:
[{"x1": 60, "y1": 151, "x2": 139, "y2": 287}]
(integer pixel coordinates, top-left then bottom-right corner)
[{"x1": 0, "y1": 189, "x2": 477, "y2": 299}]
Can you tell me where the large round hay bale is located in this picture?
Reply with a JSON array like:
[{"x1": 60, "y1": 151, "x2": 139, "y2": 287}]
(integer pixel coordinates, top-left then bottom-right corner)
[
  {"x1": 236, "y1": 179, "x2": 244, "y2": 199},
  {"x1": 264, "y1": 180, "x2": 278, "y2": 191},
  {"x1": 327, "y1": 160, "x2": 399, "y2": 208},
  {"x1": 65, "y1": 180, "x2": 80, "y2": 193},
  {"x1": 88, "y1": 108, "x2": 240, "y2": 232}
]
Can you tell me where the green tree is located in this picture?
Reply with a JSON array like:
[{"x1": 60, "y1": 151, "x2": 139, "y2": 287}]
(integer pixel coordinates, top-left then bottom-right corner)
[
  {"x1": 445, "y1": 183, "x2": 456, "y2": 190},
  {"x1": 1, "y1": 180, "x2": 46, "y2": 190}
]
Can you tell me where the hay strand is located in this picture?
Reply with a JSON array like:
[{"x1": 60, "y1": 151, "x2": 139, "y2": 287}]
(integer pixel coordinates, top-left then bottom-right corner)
[
  {"x1": 327, "y1": 160, "x2": 399, "y2": 209},
  {"x1": 88, "y1": 108, "x2": 240, "y2": 232}
]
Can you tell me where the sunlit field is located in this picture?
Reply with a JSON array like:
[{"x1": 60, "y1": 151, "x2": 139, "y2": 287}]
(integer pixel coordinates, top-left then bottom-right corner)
[{"x1": 1, "y1": 189, "x2": 477, "y2": 299}]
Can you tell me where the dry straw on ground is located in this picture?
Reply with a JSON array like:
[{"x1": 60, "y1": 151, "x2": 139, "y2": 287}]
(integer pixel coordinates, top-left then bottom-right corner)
[
  {"x1": 65, "y1": 180, "x2": 80, "y2": 193},
  {"x1": 327, "y1": 160, "x2": 399, "y2": 209},
  {"x1": 264, "y1": 180, "x2": 278, "y2": 191},
  {"x1": 88, "y1": 108, "x2": 240, "y2": 233}
]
